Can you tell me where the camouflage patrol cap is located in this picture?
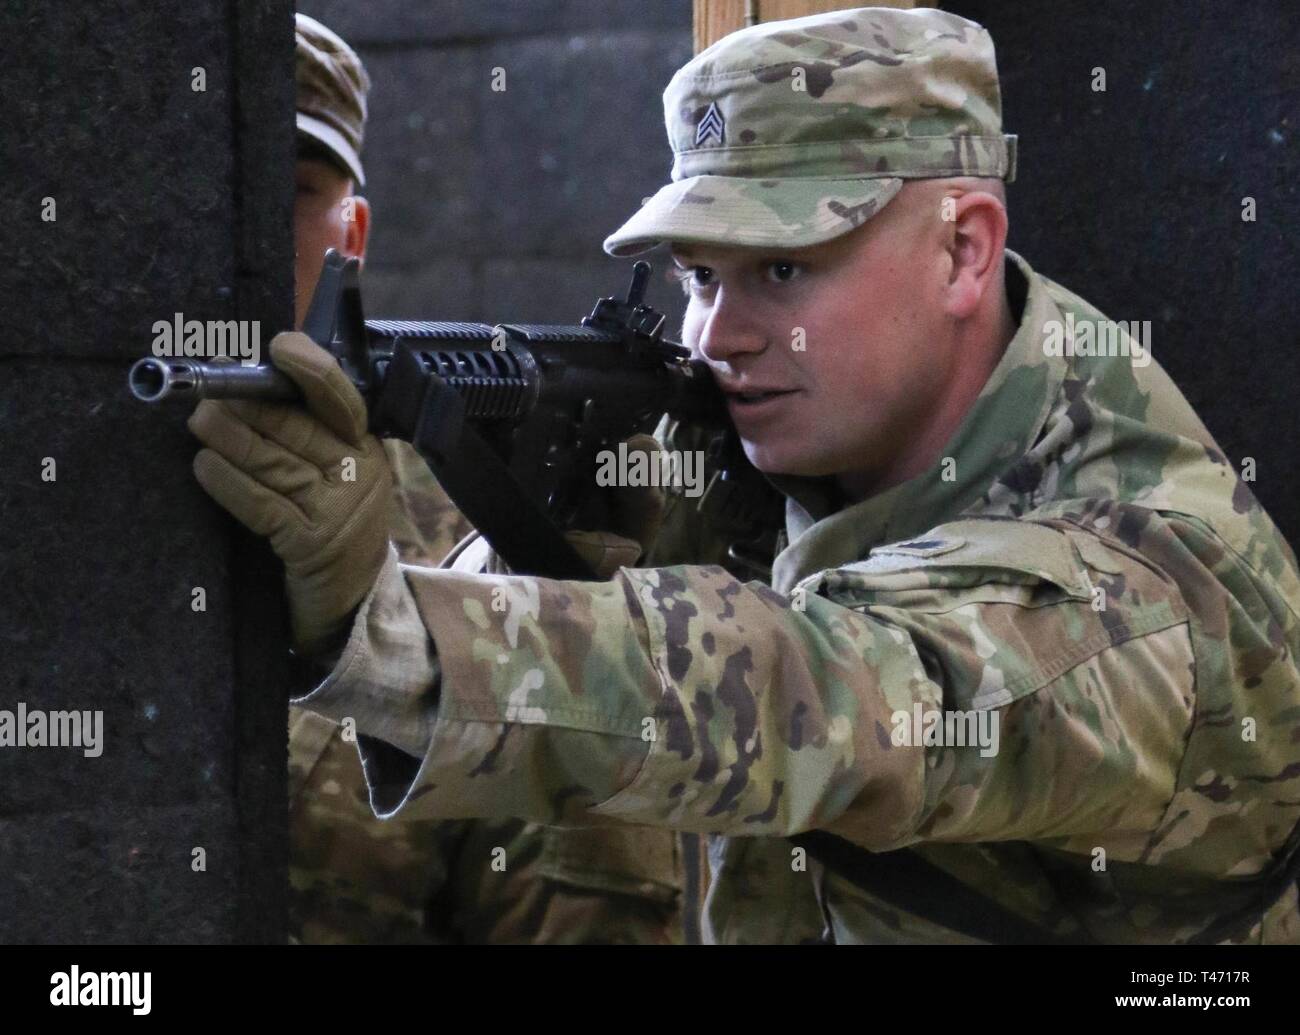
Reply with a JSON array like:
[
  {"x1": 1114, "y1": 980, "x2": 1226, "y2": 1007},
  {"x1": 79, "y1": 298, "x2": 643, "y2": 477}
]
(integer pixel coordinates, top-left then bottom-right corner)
[
  {"x1": 604, "y1": 6, "x2": 1017, "y2": 257},
  {"x1": 295, "y1": 13, "x2": 370, "y2": 187}
]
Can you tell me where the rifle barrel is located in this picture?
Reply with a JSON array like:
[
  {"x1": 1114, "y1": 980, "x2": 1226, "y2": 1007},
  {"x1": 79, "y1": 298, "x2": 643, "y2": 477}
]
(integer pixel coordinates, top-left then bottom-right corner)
[{"x1": 128, "y1": 357, "x2": 299, "y2": 403}]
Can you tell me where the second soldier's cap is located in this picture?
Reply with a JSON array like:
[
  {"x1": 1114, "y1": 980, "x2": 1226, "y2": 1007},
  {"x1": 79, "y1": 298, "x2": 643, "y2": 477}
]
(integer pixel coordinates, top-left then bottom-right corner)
[
  {"x1": 295, "y1": 13, "x2": 370, "y2": 187},
  {"x1": 604, "y1": 6, "x2": 1017, "y2": 257}
]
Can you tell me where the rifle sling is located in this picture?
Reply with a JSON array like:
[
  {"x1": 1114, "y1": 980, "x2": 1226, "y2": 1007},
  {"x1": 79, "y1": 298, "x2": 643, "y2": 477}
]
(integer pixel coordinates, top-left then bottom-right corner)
[
  {"x1": 791, "y1": 832, "x2": 1091, "y2": 945},
  {"x1": 792, "y1": 820, "x2": 1300, "y2": 945}
]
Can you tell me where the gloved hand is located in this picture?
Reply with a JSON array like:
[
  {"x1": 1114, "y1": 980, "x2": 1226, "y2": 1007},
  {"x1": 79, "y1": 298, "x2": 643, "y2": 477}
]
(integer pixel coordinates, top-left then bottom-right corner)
[
  {"x1": 188, "y1": 331, "x2": 393, "y2": 657},
  {"x1": 565, "y1": 433, "x2": 667, "y2": 577},
  {"x1": 446, "y1": 433, "x2": 667, "y2": 580}
]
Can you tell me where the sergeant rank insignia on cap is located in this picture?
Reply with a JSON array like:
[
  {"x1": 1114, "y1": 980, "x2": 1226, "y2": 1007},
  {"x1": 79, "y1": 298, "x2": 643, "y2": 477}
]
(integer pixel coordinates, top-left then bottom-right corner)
[{"x1": 695, "y1": 102, "x2": 725, "y2": 146}]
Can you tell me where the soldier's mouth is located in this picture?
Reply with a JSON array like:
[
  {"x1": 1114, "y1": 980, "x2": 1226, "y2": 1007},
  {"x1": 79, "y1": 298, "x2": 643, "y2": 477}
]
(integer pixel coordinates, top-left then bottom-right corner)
[
  {"x1": 725, "y1": 389, "x2": 800, "y2": 426},
  {"x1": 727, "y1": 389, "x2": 798, "y2": 406}
]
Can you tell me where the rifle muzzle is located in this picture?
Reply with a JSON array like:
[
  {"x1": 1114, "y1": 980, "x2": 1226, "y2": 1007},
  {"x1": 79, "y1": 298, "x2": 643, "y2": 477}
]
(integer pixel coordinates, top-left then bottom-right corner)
[{"x1": 128, "y1": 357, "x2": 299, "y2": 403}]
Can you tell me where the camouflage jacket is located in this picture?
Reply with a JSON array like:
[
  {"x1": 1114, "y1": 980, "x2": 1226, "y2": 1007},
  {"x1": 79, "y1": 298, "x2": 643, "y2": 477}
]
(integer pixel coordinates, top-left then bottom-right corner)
[
  {"x1": 297, "y1": 250, "x2": 1300, "y2": 944},
  {"x1": 289, "y1": 440, "x2": 690, "y2": 944}
]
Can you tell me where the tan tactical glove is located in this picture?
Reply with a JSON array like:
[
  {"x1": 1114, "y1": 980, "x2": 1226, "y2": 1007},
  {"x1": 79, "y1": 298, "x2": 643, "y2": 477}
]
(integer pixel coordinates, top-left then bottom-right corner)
[
  {"x1": 188, "y1": 332, "x2": 393, "y2": 657},
  {"x1": 446, "y1": 433, "x2": 667, "y2": 580},
  {"x1": 565, "y1": 433, "x2": 667, "y2": 577}
]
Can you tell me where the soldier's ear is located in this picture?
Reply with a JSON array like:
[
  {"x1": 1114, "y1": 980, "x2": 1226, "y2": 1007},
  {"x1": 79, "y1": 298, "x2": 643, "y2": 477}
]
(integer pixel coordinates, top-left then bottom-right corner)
[
  {"x1": 342, "y1": 195, "x2": 371, "y2": 267},
  {"x1": 942, "y1": 191, "x2": 1007, "y2": 320}
]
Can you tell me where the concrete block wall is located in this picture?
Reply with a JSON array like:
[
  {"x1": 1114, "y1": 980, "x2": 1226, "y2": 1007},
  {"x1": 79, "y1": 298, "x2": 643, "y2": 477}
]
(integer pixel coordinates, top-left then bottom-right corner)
[{"x1": 296, "y1": 0, "x2": 694, "y2": 332}]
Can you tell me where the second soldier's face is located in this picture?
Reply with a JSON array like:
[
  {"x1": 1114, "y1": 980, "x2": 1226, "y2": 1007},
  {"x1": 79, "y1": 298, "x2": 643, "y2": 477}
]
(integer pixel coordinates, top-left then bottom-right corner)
[
  {"x1": 293, "y1": 158, "x2": 367, "y2": 329},
  {"x1": 675, "y1": 191, "x2": 958, "y2": 495}
]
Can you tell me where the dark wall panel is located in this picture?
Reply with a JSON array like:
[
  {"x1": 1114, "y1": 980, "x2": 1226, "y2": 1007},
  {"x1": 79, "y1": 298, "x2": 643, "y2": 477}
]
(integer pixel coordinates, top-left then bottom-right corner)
[
  {"x1": 0, "y1": 0, "x2": 294, "y2": 942},
  {"x1": 947, "y1": 0, "x2": 1300, "y2": 547}
]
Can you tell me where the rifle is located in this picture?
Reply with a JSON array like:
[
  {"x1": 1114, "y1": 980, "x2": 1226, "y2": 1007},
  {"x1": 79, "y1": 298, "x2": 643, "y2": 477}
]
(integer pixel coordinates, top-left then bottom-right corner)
[{"x1": 129, "y1": 250, "x2": 780, "y2": 580}]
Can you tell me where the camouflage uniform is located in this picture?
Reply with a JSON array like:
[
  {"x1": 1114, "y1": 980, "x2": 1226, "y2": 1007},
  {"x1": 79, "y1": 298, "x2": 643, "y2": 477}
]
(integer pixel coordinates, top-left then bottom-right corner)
[
  {"x1": 294, "y1": 8, "x2": 1300, "y2": 943},
  {"x1": 288, "y1": 16, "x2": 689, "y2": 944},
  {"x1": 290, "y1": 443, "x2": 691, "y2": 943}
]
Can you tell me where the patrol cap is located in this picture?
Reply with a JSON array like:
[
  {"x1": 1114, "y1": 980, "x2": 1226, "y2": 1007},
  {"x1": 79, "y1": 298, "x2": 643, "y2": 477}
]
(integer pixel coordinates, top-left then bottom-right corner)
[
  {"x1": 295, "y1": 13, "x2": 370, "y2": 187},
  {"x1": 604, "y1": 6, "x2": 1017, "y2": 257}
]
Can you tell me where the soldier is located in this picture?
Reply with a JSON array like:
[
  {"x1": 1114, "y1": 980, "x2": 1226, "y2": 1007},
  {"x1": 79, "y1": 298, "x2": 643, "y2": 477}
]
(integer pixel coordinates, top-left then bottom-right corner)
[
  {"x1": 197, "y1": 7, "x2": 1300, "y2": 943},
  {"x1": 284, "y1": 13, "x2": 690, "y2": 944}
]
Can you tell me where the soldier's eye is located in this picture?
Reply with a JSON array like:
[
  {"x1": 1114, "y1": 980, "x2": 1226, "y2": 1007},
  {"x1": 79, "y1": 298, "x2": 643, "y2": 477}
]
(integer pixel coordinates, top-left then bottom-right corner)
[
  {"x1": 672, "y1": 265, "x2": 717, "y2": 296},
  {"x1": 765, "y1": 261, "x2": 801, "y2": 283}
]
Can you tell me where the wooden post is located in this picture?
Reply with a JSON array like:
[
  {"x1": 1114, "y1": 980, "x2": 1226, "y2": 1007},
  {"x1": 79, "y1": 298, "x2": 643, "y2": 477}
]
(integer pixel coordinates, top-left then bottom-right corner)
[{"x1": 695, "y1": 0, "x2": 917, "y2": 53}]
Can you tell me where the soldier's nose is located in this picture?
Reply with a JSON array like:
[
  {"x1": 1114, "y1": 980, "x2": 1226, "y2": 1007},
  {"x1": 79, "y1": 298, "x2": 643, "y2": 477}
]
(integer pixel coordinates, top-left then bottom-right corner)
[{"x1": 695, "y1": 291, "x2": 768, "y2": 365}]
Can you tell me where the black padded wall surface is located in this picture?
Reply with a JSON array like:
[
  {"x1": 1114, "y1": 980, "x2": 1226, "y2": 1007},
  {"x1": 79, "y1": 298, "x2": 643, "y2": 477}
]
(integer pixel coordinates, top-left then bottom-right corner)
[
  {"x1": 0, "y1": 1, "x2": 293, "y2": 942},
  {"x1": 946, "y1": 0, "x2": 1300, "y2": 547}
]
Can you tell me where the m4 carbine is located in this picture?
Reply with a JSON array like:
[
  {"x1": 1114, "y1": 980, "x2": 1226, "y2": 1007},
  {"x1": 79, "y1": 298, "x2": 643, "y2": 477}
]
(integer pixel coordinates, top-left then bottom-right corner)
[{"x1": 129, "y1": 250, "x2": 775, "y2": 580}]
